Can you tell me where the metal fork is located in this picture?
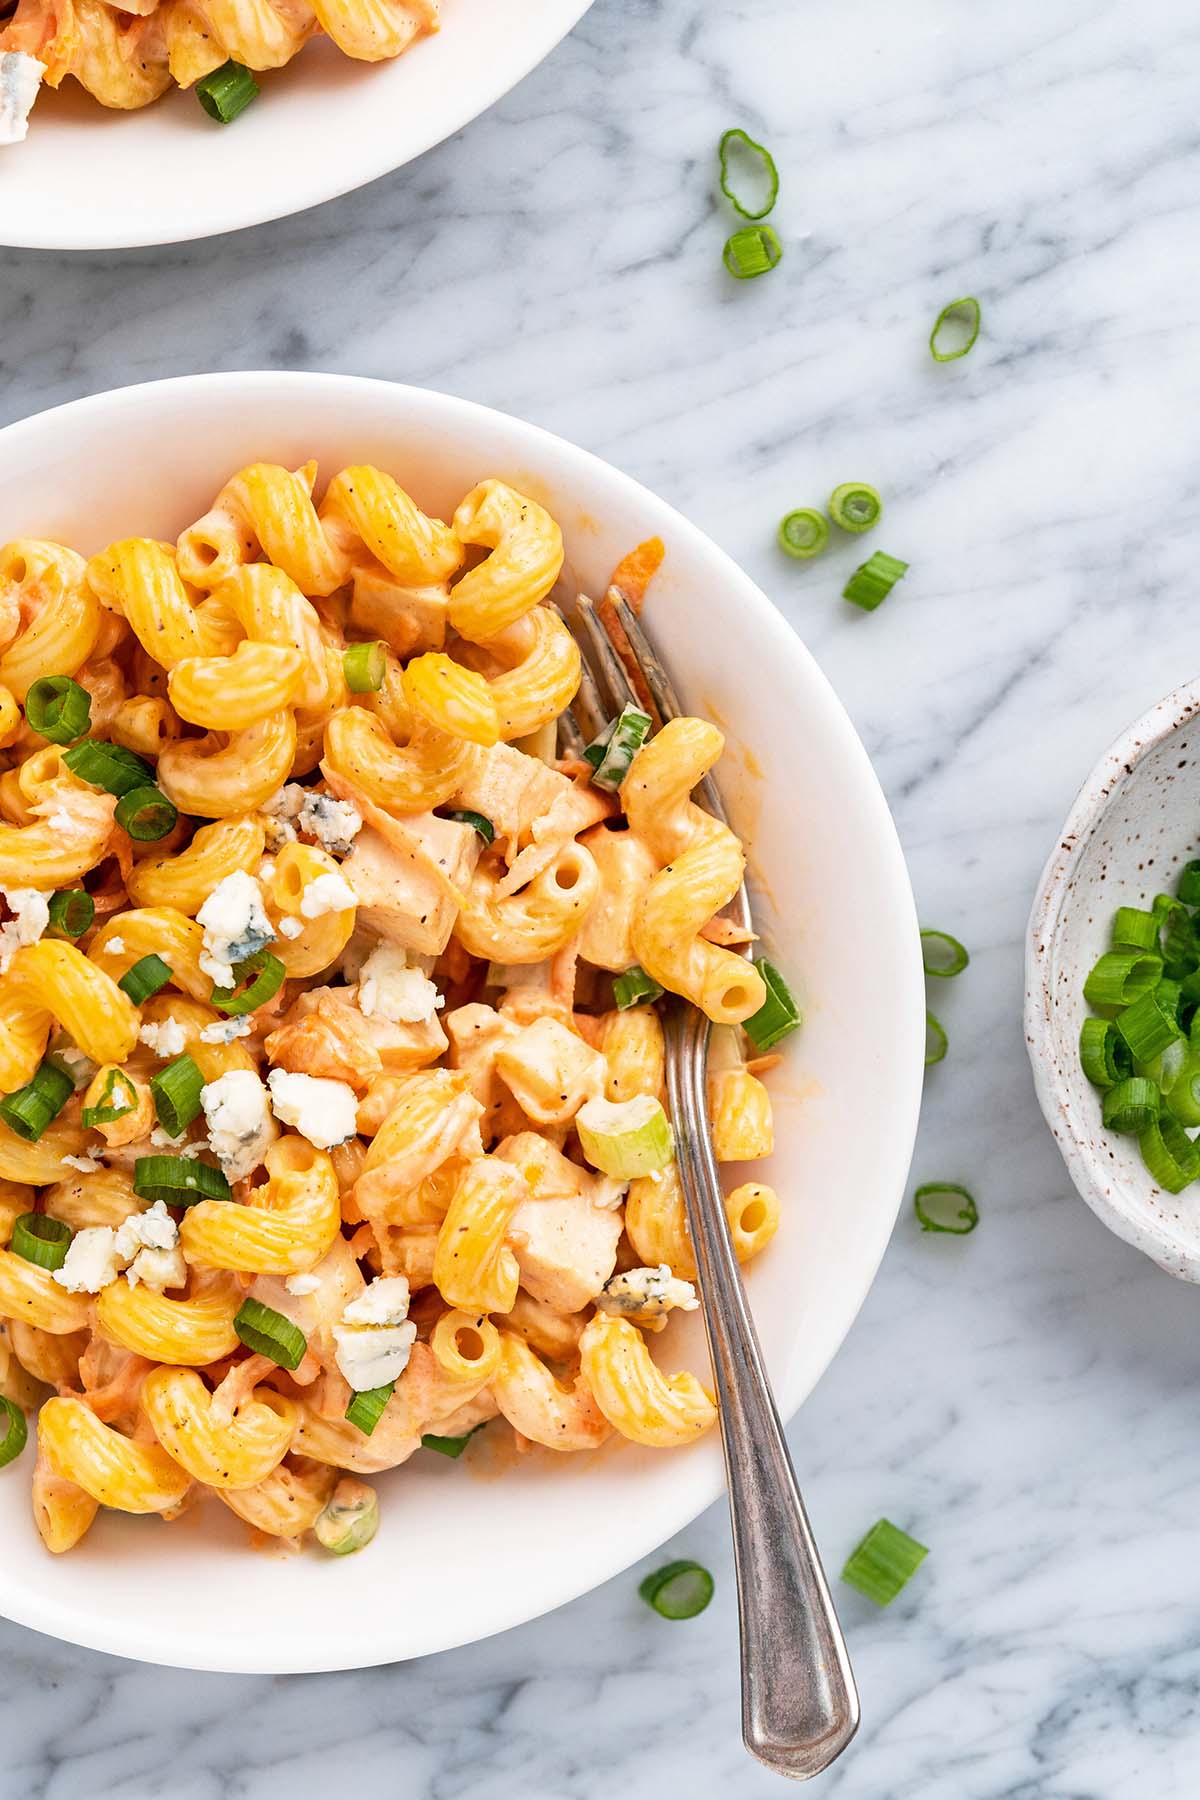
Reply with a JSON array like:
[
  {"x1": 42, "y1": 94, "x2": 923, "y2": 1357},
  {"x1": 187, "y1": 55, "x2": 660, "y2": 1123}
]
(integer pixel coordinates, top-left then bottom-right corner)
[{"x1": 559, "y1": 591, "x2": 860, "y2": 1783}]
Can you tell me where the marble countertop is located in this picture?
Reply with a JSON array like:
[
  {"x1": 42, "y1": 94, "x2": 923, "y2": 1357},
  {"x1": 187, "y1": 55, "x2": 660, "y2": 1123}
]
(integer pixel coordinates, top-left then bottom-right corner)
[{"x1": 4, "y1": 0, "x2": 1200, "y2": 1791}]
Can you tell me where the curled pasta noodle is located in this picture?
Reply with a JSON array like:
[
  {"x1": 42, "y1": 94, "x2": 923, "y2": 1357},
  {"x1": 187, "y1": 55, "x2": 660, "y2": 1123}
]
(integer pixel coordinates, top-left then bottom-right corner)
[
  {"x1": 624, "y1": 717, "x2": 766, "y2": 1024},
  {"x1": 432, "y1": 1158, "x2": 526, "y2": 1314},
  {"x1": 33, "y1": 1453, "x2": 100, "y2": 1554},
  {"x1": 724, "y1": 1181, "x2": 780, "y2": 1262},
  {"x1": 219, "y1": 1459, "x2": 338, "y2": 1540},
  {"x1": 449, "y1": 481, "x2": 564, "y2": 642},
  {"x1": 578, "y1": 1312, "x2": 716, "y2": 1448},
  {"x1": 484, "y1": 607, "x2": 582, "y2": 741},
  {"x1": 0, "y1": 1114, "x2": 90, "y2": 1184},
  {"x1": 0, "y1": 941, "x2": 139, "y2": 1093},
  {"x1": 402, "y1": 653, "x2": 499, "y2": 748},
  {"x1": 263, "y1": 843, "x2": 357, "y2": 979},
  {"x1": 90, "y1": 908, "x2": 210, "y2": 1000},
  {"x1": 599, "y1": 1006, "x2": 666, "y2": 1106},
  {"x1": 86, "y1": 538, "x2": 238, "y2": 668},
  {"x1": 44, "y1": 1167, "x2": 144, "y2": 1233},
  {"x1": 157, "y1": 711, "x2": 298, "y2": 818},
  {"x1": 323, "y1": 705, "x2": 471, "y2": 815},
  {"x1": 9, "y1": 1320, "x2": 87, "y2": 1389},
  {"x1": 0, "y1": 541, "x2": 101, "y2": 699},
  {"x1": 95, "y1": 1274, "x2": 243, "y2": 1365},
  {"x1": 180, "y1": 1139, "x2": 341, "y2": 1275},
  {"x1": 454, "y1": 839, "x2": 600, "y2": 963},
  {"x1": 141, "y1": 1367, "x2": 296, "y2": 1489},
  {"x1": 0, "y1": 781, "x2": 115, "y2": 888},
  {"x1": 39, "y1": 1397, "x2": 190, "y2": 1514},
  {"x1": 430, "y1": 1309, "x2": 501, "y2": 1388},
  {"x1": 0, "y1": 1251, "x2": 90, "y2": 1334},
  {"x1": 125, "y1": 814, "x2": 266, "y2": 913},
  {"x1": 321, "y1": 465, "x2": 463, "y2": 588},
  {"x1": 491, "y1": 1331, "x2": 610, "y2": 1452}
]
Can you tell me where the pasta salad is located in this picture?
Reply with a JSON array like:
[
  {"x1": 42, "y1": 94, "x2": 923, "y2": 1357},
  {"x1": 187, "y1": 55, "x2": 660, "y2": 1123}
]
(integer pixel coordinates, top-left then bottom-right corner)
[{"x1": 0, "y1": 459, "x2": 792, "y2": 1558}]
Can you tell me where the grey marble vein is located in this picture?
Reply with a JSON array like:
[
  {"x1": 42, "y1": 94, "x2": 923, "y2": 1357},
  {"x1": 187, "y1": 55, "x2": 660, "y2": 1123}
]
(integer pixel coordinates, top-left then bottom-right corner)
[{"x1": 3, "y1": 0, "x2": 1200, "y2": 1791}]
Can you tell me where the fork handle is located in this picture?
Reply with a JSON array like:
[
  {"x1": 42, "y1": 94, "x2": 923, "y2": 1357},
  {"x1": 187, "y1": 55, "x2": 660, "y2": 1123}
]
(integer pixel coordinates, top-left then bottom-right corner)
[{"x1": 665, "y1": 1000, "x2": 860, "y2": 1781}]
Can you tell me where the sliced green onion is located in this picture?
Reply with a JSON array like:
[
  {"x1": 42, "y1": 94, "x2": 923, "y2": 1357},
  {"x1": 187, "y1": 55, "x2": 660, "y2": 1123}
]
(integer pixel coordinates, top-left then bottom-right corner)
[
  {"x1": 195, "y1": 59, "x2": 259, "y2": 124},
  {"x1": 63, "y1": 739, "x2": 155, "y2": 797},
  {"x1": 1160, "y1": 903, "x2": 1198, "y2": 977},
  {"x1": 150, "y1": 1054, "x2": 204, "y2": 1137},
  {"x1": 638, "y1": 1559, "x2": 714, "y2": 1620},
  {"x1": 841, "y1": 1518, "x2": 928, "y2": 1606},
  {"x1": 1079, "y1": 1017, "x2": 1132, "y2": 1089},
  {"x1": 1178, "y1": 861, "x2": 1200, "y2": 906},
  {"x1": 47, "y1": 889, "x2": 94, "y2": 940},
  {"x1": 589, "y1": 705, "x2": 653, "y2": 792},
  {"x1": 118, "y1": 954, "x2": 172, "y2": 1004},
  {"x1": 0, "y1": 1061, "x2": 73, "y2": 1142},
  {"x1": 0, "y1": 1395, "x2": 27, "y2": 1468},
  {"x1": 829, "y1": 483, "x2": 882, "y2": 535},
  {"x1": 233, "y1": 1298, "x2": 307, "y2": 1370},
  {"x1": 1114, "y1": 987, "x2": 1182, "y2": 1063},
  {"x1": 925, "y1": 1010, "x2": 948, "y2": 1065},
  {"x1": 1140, "y1": 1114, "x2": 1200, "y2": 1192},
  {"x1": 1111, "y1": 906, "x2": 1161, "y2": 953},
  {"x1": 717, "y1": 127, "x2": 779, "y2": 220},
  {"x1": 1101, "y1": 1076, "x2": 1160, "y2": 1134},
  {"x1": 613, "y1": 965, "x2": 665, "y2": 1010},
  {"x1": 1132, "y1": 1034, "x2": 1186, "y2": 1091},
  {"x1": 913, "y1": 1182, "x2": 977, "y2": 1235},
  {"x1": 743, "y1": 957, "x2": 801, "y2": 1052},
  {"x1": 133, "y1": 1155, "x2": 231, "y2": 1207},
  {"x1": 115, "y1": 785, "x2": 177, "y2": 843},
  {"x1": 1082, "y1": 951, "x2": 1162, "y2": 1012},
  {"x1": 421, "y1": 1423, "x2": 485, "y2": 1458},
  {"x1": 11, "y1": 1211, "x2": 72, "y2": 1270},
  {"x1": 210, "y1": 950, "x2": 285, "y2": 1016},
  {"x1": 445, "y1": 810, "x2": 495, "y2": 846},
  {"x1": 81, "y1": 1067, "x2": 137, "y2": 1129},
  {"x1": 777, "y1": 509, "x2": 829, "y2": 561},
  {"x1": 722, "y1": 225, "x2": 782, "y2": 280},
  {"x1": 920, "y1": 929, "x2": 968, "y2": 978},
  {"x1": 577, "y1": 1095, "x2": 673, "y2": 1179},
  {"x1": 930, "y1": 297, "x2": 981, "y2": 363},
  {"x1": 25, "y1": 675, "x2": 91, "y2": 746},
  {"x1": 345, "y1": 1382, "x2": 395, "y2": 1436},
  {"x1": 843, "y1": 552, "x2": 909, "y2": 612},
  {"x1": 1163, "y1": 1053, "x2": 1200, "y2": 1129},
  {"x1": 314, "y1": 1479, "x2": 379, "y2": 1554},
  {"x1": 342, "y1": 641, "x2": 386, "y2": 694}
]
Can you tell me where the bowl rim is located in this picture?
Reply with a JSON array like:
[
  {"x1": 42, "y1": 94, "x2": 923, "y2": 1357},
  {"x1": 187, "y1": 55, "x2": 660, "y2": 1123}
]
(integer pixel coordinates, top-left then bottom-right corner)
[
  {"x1": 1025, "y1": 677, "x2": 1200, "y2": 1277},
  {"x1": 1, "y1": 0, "x2": 595, "y2": 250},
  {"x1": 0, "y1": 371, "x2": 925, "y2": 1668}
]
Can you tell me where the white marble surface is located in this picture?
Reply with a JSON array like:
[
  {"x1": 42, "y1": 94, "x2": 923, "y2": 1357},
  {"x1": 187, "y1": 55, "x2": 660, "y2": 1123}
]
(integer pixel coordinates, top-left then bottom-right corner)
[{"x1": 3, "y1": 0, "x2": 1200, "y2": 1791}]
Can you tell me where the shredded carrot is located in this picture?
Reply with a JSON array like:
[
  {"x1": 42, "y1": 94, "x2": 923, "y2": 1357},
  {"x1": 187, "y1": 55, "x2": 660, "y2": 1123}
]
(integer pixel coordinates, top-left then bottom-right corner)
[
  {"x1": 745, "y1": 1052, "x2": 784, "y2": 1076},
  {"x1": 597, "y1": 537, "x2": 667, "y2": 716},
  {"x1": 605, "y1": 537, "x2": 665, "y2": 614},
  {"x1": 700, "y1": 915, "x2": 757, "y2": 947}
]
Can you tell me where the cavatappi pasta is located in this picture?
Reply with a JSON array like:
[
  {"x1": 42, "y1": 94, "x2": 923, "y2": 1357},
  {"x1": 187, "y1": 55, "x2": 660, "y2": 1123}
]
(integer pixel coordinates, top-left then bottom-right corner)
[
  {"x1": 0, "y1": 460, "x2": 791, "y2": 1559},
  {"x1": 0, "y1": 0, "x2": 437, "y2": 144}
]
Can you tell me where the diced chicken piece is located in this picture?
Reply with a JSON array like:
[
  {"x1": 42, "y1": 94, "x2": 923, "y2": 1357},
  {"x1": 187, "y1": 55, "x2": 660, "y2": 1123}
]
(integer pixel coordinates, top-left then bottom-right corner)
[
  {"x1": 495, "y1": 1016, "x2": 606, "y2": 1125},
  {"x1": 265, "y1": 991, "x2": 383, "y2": 1094},
  {"x1": 250, "y1": 1235, "x2": 364, "y2": 1371},
  {"x1": 338, "y1": 818, "x2": 477, "y2": 955},
  {"x1": 349, "y1": 568, "x2": 448, "y2": 657},
  {"x1": 449, "y1": 743, "x2": 569, "y2": 854},
  {"x1": 445, "y1": 1001, "x2": 521, "y2": 1126},
  {"x1": 574, "y1": 823, "x2": 659, "y2": 972},
  {"x1": 496, "y1": 1131, "x2": 622, "y2": 1312}
]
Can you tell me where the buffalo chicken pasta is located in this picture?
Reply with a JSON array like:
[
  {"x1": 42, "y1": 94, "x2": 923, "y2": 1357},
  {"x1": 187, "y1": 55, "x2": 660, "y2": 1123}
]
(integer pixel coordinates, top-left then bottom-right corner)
[
  {"x1": 0, "y1": 460, "x2": 793, "y2": 1558},
  {"x1": 0, "y1": 0, "x2": 438, "y2": 142}
]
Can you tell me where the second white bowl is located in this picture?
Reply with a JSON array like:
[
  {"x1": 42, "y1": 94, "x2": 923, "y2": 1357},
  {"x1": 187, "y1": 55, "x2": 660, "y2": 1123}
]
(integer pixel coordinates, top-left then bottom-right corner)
[{"x1": 1026, "y1": 679, "x2": 1200, "y2": 1280}]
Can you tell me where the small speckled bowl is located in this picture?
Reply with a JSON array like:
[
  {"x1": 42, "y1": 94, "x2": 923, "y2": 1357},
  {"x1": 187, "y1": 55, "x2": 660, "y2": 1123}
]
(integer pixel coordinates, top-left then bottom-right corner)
[{"x1": 1026, "y1": 680, "x2": 1200, "y2": 1280}]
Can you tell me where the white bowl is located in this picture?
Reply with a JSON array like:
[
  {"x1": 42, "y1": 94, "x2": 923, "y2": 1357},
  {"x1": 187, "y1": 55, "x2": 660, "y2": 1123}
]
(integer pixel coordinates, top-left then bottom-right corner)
[
  {"x1": 0, "y1": 0, "x2": 591, "y2": 250},
  {"x1": 0, "y1": 372, "x2": 924, "y2": 1671},
  {"x1": 1026, "y1": 680, "x2": 1200, "y2": 1280}
]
